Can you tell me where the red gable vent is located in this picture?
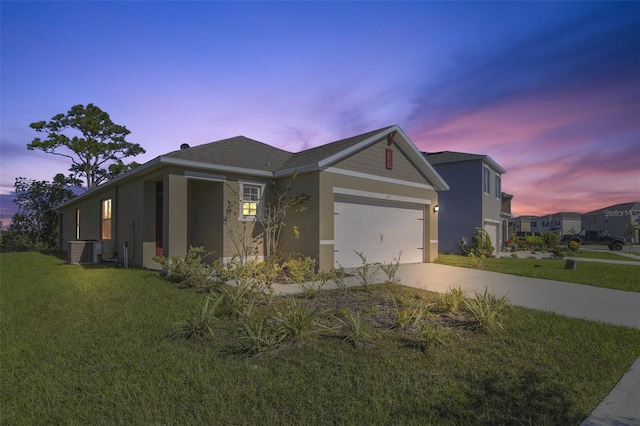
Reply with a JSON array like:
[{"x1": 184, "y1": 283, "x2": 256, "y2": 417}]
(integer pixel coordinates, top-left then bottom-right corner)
[{"x1": 386, "y1": 148, "x2": 393, "y2": 170}]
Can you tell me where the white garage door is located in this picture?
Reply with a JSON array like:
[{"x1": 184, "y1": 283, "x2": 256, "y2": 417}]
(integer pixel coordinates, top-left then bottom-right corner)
[
  {"x1": 483, "y1": 223, "x2": 498, "y2": 253},
  {"x1": 334, "y1": 196, "x2": 424, "y2": 267}
]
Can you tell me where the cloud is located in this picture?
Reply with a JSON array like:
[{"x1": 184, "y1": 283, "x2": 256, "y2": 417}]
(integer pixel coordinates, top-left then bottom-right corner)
[
  {"x1": 406, "y1": 4, "x2": 640, "y2": 217},
  {"x1": 408, "y1": 3, "x2": 640, "y2": 130}
]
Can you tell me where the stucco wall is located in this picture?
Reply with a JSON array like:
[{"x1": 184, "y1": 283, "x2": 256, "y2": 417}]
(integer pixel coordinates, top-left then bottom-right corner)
[
  {"x1": 430, "y1": 162, "x2": 481, "y2": 253},
  {"x1": 274, "y1": 172, "x2": 320, "y2": 263}
]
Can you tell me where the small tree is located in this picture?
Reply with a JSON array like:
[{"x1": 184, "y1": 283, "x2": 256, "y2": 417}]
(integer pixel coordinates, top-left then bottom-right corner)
[
  {"x1": 28, "y1": 103, "x2": 145, "y2": 190},
  {"x1": 543, "y1": 231, "x2": 559, "y2": 248},
  {"x1": 5, "y1": 174, "x2": 75, "y2": 251},
  {"x1": 468, "y1": 228, "x2": 494, "y2": 257},
  {"x1": 624, "y1": 218, "x2": 638, "y2": 250},
  {"x1": 257, "y1": 175, "x2": 309, "y2": 259}
]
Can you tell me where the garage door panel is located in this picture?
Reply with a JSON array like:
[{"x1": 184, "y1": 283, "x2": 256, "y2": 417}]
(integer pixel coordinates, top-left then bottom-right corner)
[{"x1": 334, "y1": 197, "x2": 425, "y2": 268}]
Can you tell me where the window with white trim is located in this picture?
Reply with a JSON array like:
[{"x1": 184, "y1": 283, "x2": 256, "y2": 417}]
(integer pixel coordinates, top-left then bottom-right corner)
[
  {"x1": 101, "y1": 199, "x2": 112, "y2": 240},
  {"x1": 239, "y1": 182, "x2": 264, "y2": 220},
  {"x1": 495, "y1": 175, "x2": 501, "y2": 199},
  {"x1": 483, "y1": 167, "x2": 490, "y2": 194}
]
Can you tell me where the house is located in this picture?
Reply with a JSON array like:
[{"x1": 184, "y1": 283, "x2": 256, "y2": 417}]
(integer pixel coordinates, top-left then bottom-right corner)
[
  {"x1": 58, "y1": 125, "x2": 449, "y2": 270},
  {"x1": 512, "y1": 215, "x2": 535, "y2": 234},
  {"x1": 423, "y1": 151, "x2": 508, "y2": 253},
  {"x1": 582, "y1": 201, "x2": 640, "y2": 243},
  {"x1": 530, "y1": 212, "x2": 581, "y2": 236}
]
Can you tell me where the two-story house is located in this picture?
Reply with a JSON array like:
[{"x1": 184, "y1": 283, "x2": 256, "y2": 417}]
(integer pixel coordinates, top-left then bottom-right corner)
[{"x1": 423, "y1": 151, "x2": 508, "y2": 254}]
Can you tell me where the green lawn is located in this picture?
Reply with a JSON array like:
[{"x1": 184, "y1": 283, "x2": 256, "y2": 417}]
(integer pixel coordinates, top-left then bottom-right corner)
[
  {"x1": 572, "y1": 250, "x2": 640, "y2": 261},
  {"x1": 437, "y1": 254, "x2": 640, "y2": 293},
  {"x1": 2, "y1": 252, "x2": 640, "y2": 425}
]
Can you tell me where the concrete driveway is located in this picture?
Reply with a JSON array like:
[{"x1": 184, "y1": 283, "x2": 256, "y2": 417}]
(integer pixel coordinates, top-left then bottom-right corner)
[{"x1": 274, "y1": 261, "x2": 640, "y2": 329}]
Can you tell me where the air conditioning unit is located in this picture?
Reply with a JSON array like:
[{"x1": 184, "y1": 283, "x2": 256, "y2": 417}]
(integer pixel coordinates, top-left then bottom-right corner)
[{"x1": 68, "y1": 240, "x2": 103, "y2": 264}]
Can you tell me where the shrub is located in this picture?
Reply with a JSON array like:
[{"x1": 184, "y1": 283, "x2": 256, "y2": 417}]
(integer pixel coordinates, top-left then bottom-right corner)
[
  {"x1": 226, "y1": 258, "x2": 279, "y2": 296},
  {"x1": 469, "y1": 228, "x2": 494, "y2": 257},
  {"x1": 238, "y1": 306, "x2": 283, "y2": 354},
  {"x1": 464, "y1": 288, "x2": 510, "y2": 332},
  {"x1": 154, "y1": 246, "x2": 212, "y2": 288},
  {"x1": 282, "y1": 256, "x2": 316, "y2": 284},
  {"x1": 392, "y1": 298, "x2": 425, "y2": 330},
  {"x1": 170, "y1": 296, "x2": 220, "y2": 340},
  {"x1": 438, "y1": 285, "x2": 468, "y2": 313},
  {"x1": 334, "y1": 308, "x2": 379, "y2": 346},
  {"x1": 416, "y1": 322, "x2": 450, "y2": 353},
  {"x1": 353, "y1": 251, "x2": 379, "y2": 287},
  {"x1": 332, "y1": 263, "x2": 347, "y2": 292},
  {"x1": 273, "y1": 298, "x2": 328, "y2": 344},
  {"x1": 567, "y1": 240, "x2": 580, "y2": 253},
  {"x1": 380, "y1": 252, "x2": 402, "y2": 284},
  {"x1": 524, "y1": 236, "x2": 545, "y2": 251},
  {"x1": 215, "y1": 285, "x2": 253, "y2": 319},
  {"x1": 543, "y1": 232, "x2": 559, "y2": 248},
  {"x1": 552, "y1": 246, "x2": 567, "y2": 259}
]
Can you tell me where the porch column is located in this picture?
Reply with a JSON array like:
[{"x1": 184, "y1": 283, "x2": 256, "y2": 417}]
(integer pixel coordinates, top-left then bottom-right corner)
[{"x1": 164, "y1": 173, "x2": 188, "y2": 259}]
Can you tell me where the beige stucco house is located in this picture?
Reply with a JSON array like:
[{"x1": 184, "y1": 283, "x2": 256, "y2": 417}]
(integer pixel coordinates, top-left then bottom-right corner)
[{"x1": 58, "y1": 125, "x2": 449, "y2": 270}]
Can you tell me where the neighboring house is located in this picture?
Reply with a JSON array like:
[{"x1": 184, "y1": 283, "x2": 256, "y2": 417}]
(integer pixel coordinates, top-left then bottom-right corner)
[
  {"x1": 582, "y1": 201, "x2": 640, "y2": 243},
  {"x1": 533, "y1": 212, "x2": 581, "y2": 236},
  {"x1": 58, "y1": 125, "x2": 449, "y2": 270},
  {"x1": 512, "y1": 215, "x2": 535, "y2": 234},
  {"x1": 501, "y1": 192, "x2": 515, "y2": 241},
  {"x1": 423, "y1": 151, "x2": 507, "y2": 253}
]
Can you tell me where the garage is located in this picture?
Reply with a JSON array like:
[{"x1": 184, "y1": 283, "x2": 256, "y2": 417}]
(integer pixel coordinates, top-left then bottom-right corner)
[
  {"x1": 483, "y1": 222, "x2": 498, "y2": 253},
  {"x1": 334, "y1": 195, "x2": 425, "y2": 267}
]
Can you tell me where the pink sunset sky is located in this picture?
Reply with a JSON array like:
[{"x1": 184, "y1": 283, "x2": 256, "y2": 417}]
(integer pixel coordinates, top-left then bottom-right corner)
[{"x1": 1, "y1": 2, "x2": 638, "y2": 226}]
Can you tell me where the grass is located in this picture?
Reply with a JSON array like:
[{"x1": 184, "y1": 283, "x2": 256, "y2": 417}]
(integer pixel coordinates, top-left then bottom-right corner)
[
  {"x1": 571, "y1": 250, "x2": 640, "y2": 261},
  {"x1": 437, "y1": 254, "x2": 640, "y2": 293},
  {"x1": 2, "y1": 252, "x2": 640, "y2": 425}
]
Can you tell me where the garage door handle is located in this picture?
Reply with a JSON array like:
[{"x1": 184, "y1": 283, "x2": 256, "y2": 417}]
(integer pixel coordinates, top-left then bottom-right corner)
[{"x1": 380, "y1": 234, "x2": 384, "y2": 243}]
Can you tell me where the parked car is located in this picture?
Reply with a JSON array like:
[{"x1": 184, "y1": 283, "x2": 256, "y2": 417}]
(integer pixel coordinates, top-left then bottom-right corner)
[{"x1": 561, "y1": 230, "x2": 626, "y2": 251}]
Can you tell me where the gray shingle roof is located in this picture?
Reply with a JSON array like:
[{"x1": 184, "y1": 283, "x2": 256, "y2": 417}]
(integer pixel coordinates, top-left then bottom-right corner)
[
  {"x1": 163, "y1": 136, "x2": 293, "y2": 172},
  {"x1": 162, "y1": 126, "x2": 395, "y2": 173},
  {"x1": 423, "y1": 151, "x2": 487, "y2": 164},
  {"x1": 423, "y1": 150, "x2": 507, "y2": 174},
  {"x1": 278, "y1": 126, "x2": 394, "y2": 170}
]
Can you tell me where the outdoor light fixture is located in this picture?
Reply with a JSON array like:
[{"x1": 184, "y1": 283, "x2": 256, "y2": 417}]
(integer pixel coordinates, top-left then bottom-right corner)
[{"x1": 433, "y1": 205, "x2": 440, "y2": 213}]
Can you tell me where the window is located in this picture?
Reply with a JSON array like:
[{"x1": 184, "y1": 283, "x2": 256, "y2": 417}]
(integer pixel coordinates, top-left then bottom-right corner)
[
  {"x1": 75, "y1": 208, "x2": 81, "y2": 239},
  {"x1": 531, "y1": 221, "x2": 537, "y2": 228},
  {"x1": 554, "y1": 220, "x2": 561, "y2": 226},
  {"x1": 483, "y1": 167, "x2": 490, "y2": 194},
  {"x1": 101, "y1": 199, "x2": 112, "y2": 240},
  {"x1": 495, "y1": 175, "x2": 501, "y2": 198},
  {"x1": 542, "y1": 220, "x2": 550, "y2": 227},
  {"x1": 239, "y1": 182, "x2": 264, "y2": 219}
]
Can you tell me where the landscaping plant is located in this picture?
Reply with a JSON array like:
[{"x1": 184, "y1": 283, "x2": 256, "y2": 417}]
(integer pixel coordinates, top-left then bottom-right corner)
[
  {"x1": 464, "y1": 288, "x2": 511, "y2": 332},
  {"x1": 380, "y1": 252, "x2": 402, "y2": 284},
  {"x1": 353, "y1": 251, "x2": 380, "y2": 287},
  {"x1": 438, "y1": 285, "x2": 469, "y2": 313},
  {"x1": 334, "y1": 308, "x2": 380, "y2": 347}
]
